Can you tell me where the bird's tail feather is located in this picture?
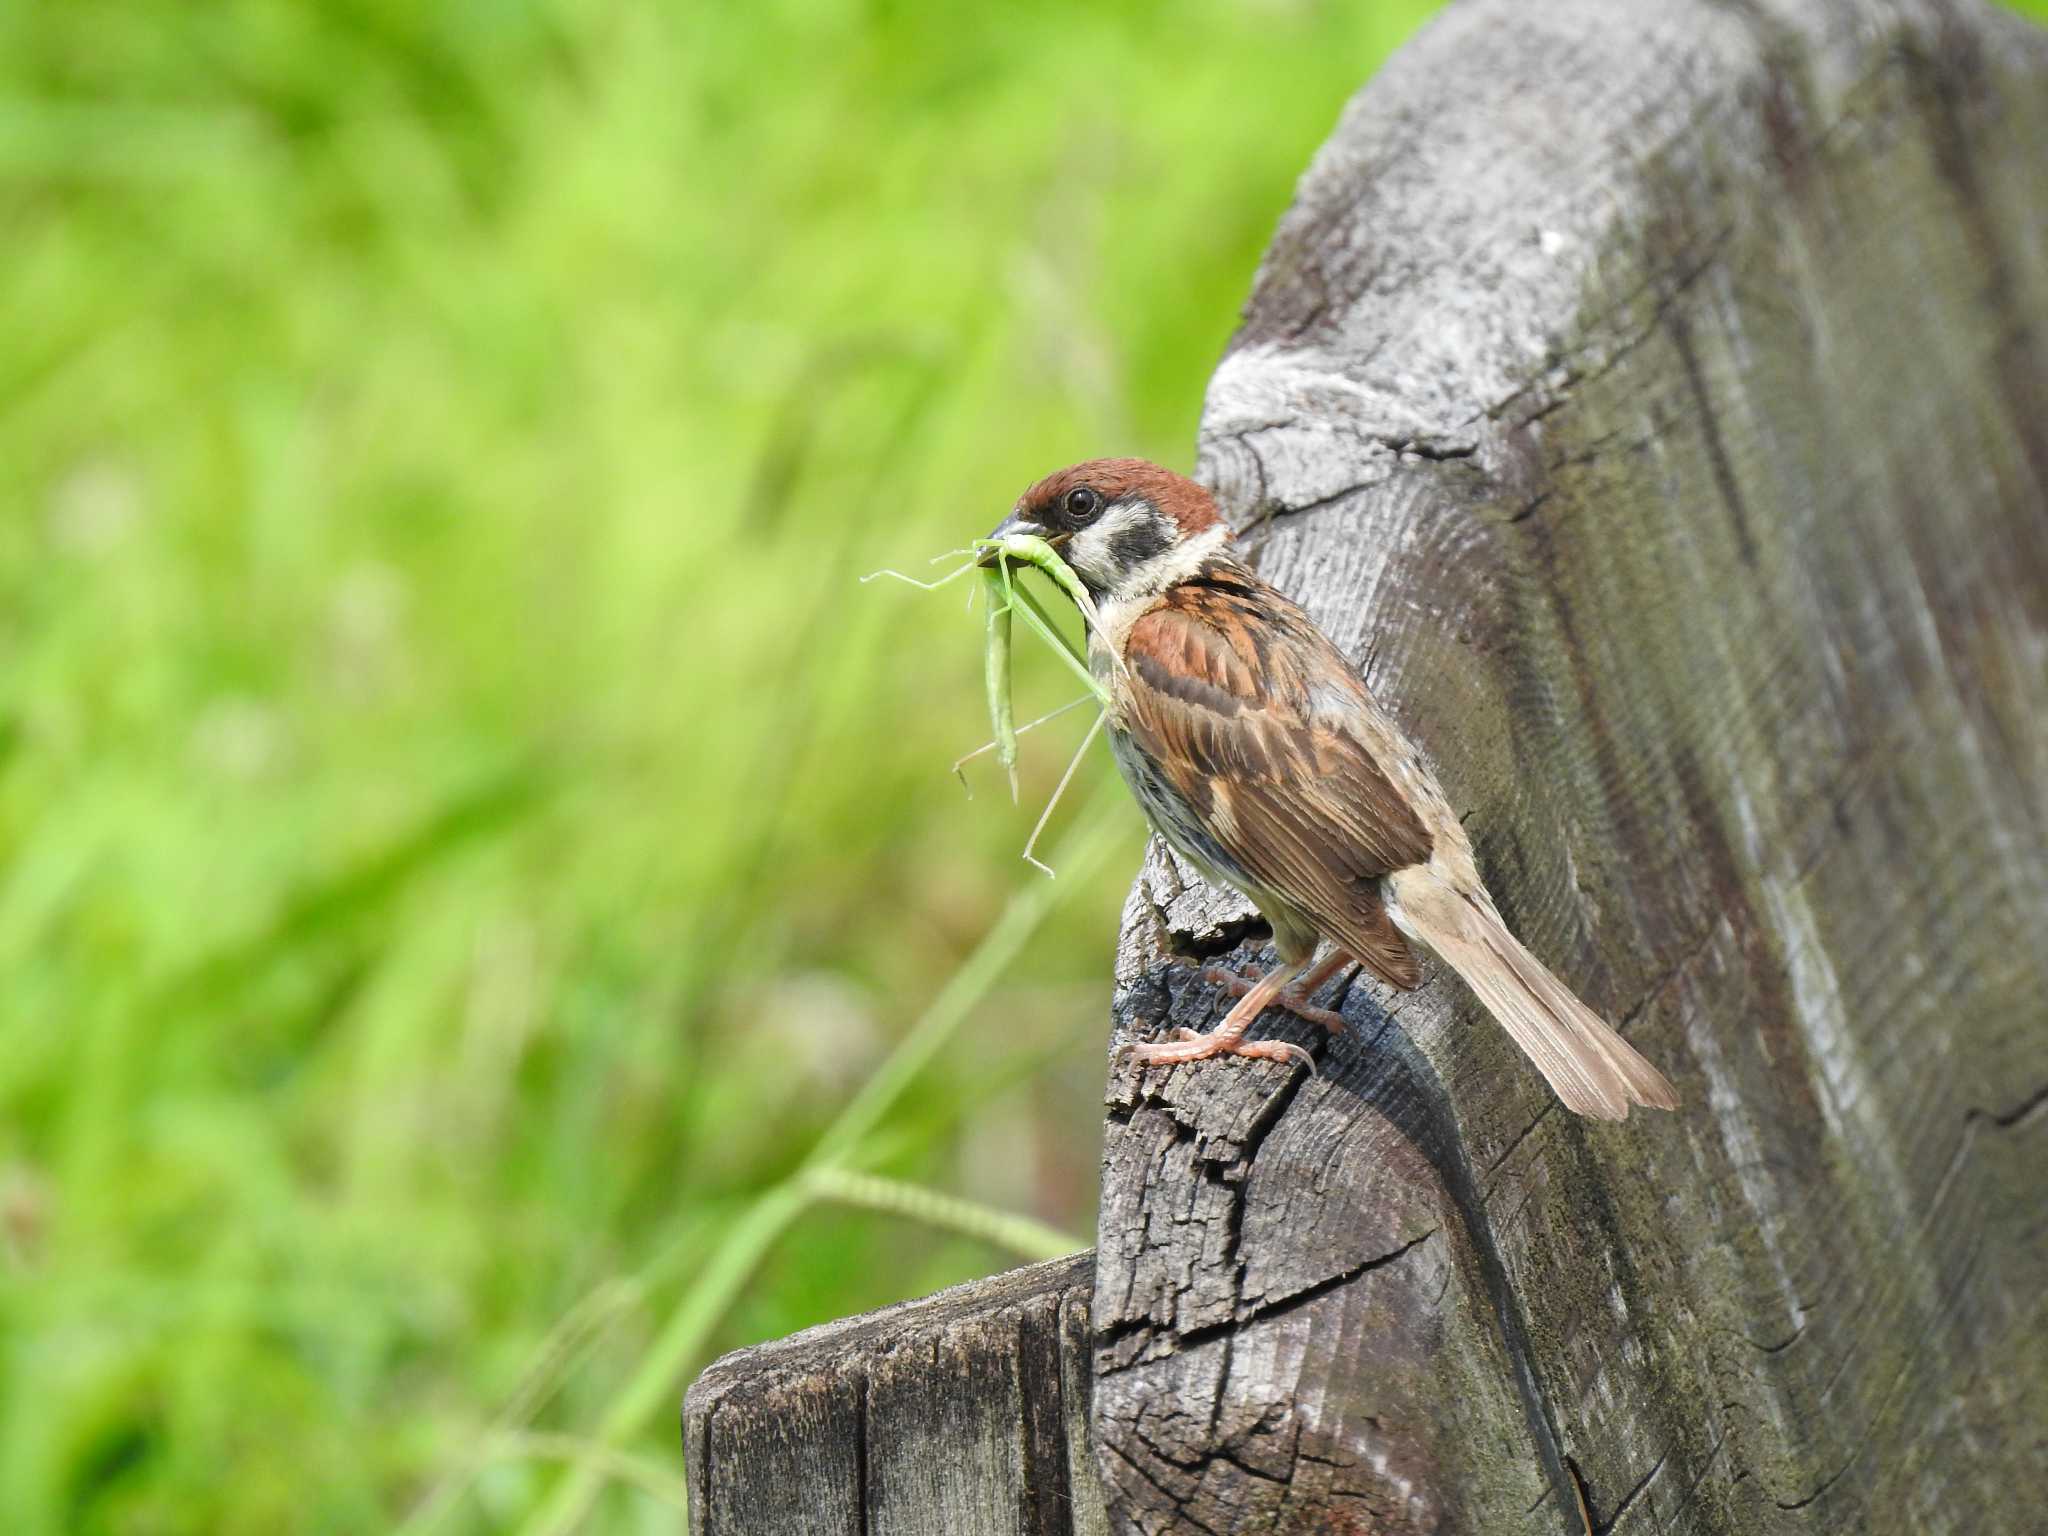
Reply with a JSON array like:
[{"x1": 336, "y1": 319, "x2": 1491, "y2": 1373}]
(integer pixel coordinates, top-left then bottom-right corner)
[{"x1": 1389, "y1": 865, "x2": 1679, "y2": 1121}]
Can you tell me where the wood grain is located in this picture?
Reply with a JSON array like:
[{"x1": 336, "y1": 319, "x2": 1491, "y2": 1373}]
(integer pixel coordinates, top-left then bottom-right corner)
[
  {"x1": 685, "y1": 1253, "x2": 1107, "y2": 1536},
  {"x1": 1095, "y1": 0, "x2": 2048, "y2": 1530}
]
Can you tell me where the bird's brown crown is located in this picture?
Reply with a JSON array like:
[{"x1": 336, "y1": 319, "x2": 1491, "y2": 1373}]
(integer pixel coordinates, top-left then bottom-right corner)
[{"x1": 1019, "y1": 458, "x2": 1226, "y2": 539}]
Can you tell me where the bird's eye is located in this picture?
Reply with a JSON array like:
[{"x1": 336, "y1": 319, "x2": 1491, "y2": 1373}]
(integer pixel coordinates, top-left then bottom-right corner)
[{"x1": 1063, "y1": 486, "x2": 1103, "y2": 523}]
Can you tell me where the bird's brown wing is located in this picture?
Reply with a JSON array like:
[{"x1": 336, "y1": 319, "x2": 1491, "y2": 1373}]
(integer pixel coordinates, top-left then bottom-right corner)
[{"x1": 1119, "y1": 579, "x2": 1431, "y2": 989}]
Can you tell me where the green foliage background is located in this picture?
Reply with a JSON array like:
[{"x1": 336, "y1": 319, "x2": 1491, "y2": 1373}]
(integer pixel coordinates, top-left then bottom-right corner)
[
  {"x1": 0, "y1": 2, "x2": 1441, "y2": 1529},
  {"x1": 2, "y1": 1, "x2": 2041, "y2": 1531}
]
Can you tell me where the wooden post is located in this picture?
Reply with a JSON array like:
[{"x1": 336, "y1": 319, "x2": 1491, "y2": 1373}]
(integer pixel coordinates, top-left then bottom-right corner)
[
  {"x1": 688, "y1": 0, "x2": 2048, "y2": 1529},
  {"x1": 685, "y1": 1254, "x2": 1106, "y2": 1535}
]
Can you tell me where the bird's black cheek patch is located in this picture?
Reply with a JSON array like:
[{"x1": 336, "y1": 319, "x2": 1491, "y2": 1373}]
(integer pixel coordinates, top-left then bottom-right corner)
[{"x1": 1107, "y1": 520, "x2": 1172, "y2": 569}]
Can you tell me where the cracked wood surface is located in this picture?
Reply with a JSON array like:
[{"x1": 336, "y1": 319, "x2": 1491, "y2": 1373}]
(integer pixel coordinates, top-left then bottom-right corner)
[
  {"x1": 685, "y1": 1254, "x2": 1107, "y2": 1536},
  {"x1": 1094, "y1": 1, "x2": 2048, "y2": 1532}
]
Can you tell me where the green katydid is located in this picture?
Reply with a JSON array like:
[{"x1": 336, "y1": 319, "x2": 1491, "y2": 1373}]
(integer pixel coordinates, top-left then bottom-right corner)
[
  {"x1": 982, "y1": 564, "x2": 1017, "y2": 800},
  {"x1": 862, "y1": 532, "x2": 1116, "y2": 876}
]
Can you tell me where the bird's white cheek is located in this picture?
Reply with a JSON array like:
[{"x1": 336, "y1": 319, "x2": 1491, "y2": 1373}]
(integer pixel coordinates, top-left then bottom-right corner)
[{"x1": 1064, "y1": 524, "x2": 1113, "y2": 585}]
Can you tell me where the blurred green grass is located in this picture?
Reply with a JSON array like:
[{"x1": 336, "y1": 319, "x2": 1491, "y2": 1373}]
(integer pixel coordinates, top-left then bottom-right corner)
[
  {"x1": 0, "y1": 1, "x2": 1443, "y2": 1531},
  {"x1": 7, "y1": 0, "x2": 2044, "y2": 1530}
]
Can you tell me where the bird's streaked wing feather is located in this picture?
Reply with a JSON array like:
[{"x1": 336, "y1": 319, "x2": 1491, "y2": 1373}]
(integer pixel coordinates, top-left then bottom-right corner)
[{"x1": 1119, "y1": 579, "x2": 1430, "y2": 989}]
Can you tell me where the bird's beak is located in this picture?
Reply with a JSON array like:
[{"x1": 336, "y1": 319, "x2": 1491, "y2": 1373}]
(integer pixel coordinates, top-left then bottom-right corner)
[{"x1": 977, "y1": 515, "x2": 1067, "y2": 567}]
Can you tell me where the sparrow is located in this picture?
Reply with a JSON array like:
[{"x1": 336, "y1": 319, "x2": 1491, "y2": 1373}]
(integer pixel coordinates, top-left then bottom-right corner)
[{"x1": 985, "y1": 458, "x2": 1678, "y2": 1120}]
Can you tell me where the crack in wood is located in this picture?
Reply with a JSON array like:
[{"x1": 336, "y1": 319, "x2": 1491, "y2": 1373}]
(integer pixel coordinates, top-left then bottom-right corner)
[
  {"x1": 1481, "y1": 1101, "x2": 1557, "y2": 1187},
  {"x1": 853, "y1": 1367, "x2": 871, "y2": 1536},
  {"x1": 1978, "y1": 1081, "x2": 2048, "y2": 1132},
  {"x1": 1102, "y1": 1438, "x2": 1225, "y2": 1536},
  {"x1": 1478, "y1": 227, "x2": 1733, "y2": 435},
  {"x1": 1591, "y1": 1450, "x2": 1669, "y2": 1535}
]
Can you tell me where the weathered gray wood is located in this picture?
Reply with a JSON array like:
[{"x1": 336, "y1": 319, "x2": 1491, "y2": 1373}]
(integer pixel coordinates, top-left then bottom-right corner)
[
  {"x1": 687, "y1": 1, "x2": 2045, "y2": 1530},
  {"x1": 1095, "y1": 0, "x2": 2048, "y2": 1532},
  {"x1": 685, "y1": 1253, "x2": 1107, "y2": 1536}
]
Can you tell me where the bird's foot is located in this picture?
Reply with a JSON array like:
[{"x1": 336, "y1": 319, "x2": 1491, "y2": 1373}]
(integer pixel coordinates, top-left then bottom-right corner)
[
  {"x1": 1124, "y1": 955, "x2": 1323, "y2": 1075},
  {"x1": 1197, "y1": 959, "x2": 1350, "y2": 1034}
]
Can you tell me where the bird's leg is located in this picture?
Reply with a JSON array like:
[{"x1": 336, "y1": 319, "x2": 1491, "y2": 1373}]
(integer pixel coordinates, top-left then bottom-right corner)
[
  {"x1": 1291, "y1": 948, "x2": 1358, "y2": 1030},
  {"x1": 1197, "y1": 948, "x2": 1354, "y2": 1033},
  {"x1": 1129, "y1": 957, "x2": 1316, "y2": 1070}
]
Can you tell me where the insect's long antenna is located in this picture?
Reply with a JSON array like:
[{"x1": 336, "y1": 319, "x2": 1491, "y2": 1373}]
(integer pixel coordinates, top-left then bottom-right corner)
[
  {"x1": 1022, "y1": 709, "x2": 1106, "y2": 878},
  {"x1": 860, "y1": 559, "x2": 978, "y2": 591},
  {"x1": 951, "y1": 695, "x2": 1094, "y2": 794}
]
